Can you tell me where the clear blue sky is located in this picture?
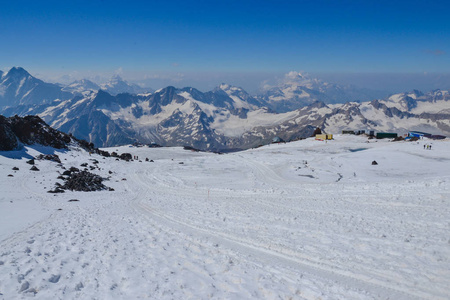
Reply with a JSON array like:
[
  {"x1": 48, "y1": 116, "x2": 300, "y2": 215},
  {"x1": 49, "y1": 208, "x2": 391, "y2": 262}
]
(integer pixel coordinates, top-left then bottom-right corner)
[{"x1": 1, "y1": 0, "x2": 449, "y2": 91}]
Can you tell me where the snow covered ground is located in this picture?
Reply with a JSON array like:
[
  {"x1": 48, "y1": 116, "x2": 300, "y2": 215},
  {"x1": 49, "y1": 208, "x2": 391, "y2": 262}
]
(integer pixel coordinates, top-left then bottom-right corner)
[{"x1": 0, "y1": 135, "x2": 449, "y2": 299}]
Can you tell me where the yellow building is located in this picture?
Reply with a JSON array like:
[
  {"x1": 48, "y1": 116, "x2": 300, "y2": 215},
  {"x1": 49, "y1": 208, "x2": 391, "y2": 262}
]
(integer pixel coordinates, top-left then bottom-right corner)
[{"x1": 315, "y1": 134, "x2": 333, "y2": 140}]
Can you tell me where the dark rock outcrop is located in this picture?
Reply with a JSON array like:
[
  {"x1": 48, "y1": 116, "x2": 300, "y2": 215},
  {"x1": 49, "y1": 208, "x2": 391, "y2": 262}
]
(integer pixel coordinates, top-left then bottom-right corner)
[
  {"x1": 0, "y1": 115, "x2": 72, "y2": 150},
  {"x1": 60, "y1": 169, "x2": 109, "y2": 192},
  {"x1": 0, "y1": 115, "x2": 115, "y2": 157},
  {"x1": 0, "y1": 116, "x2": 18, "y2": 150},
  {"x1": 36, "y1": 154, "x2": 61, "y2": 163},
  {"x1": 8, "y1": 115, "x2": 71, "y2": 148}
]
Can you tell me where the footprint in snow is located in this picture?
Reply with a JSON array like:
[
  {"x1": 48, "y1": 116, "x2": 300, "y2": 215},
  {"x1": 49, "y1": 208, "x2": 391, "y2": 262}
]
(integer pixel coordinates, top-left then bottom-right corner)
[
  {"x1": 18, "y1": 281, "x2": 29, "y2": 293},
  {"x1": 75, "y1": 282, "x2": 84, "y2": 291},
  {"x1": 49, "y1": 274, "x2": 61, "y2": 283}
]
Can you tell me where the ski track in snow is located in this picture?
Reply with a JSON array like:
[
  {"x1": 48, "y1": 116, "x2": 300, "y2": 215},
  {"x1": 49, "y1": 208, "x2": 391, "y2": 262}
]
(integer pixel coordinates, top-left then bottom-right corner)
[{"x1": 0, "y1": 136, "x2": 449, "y2": 299}]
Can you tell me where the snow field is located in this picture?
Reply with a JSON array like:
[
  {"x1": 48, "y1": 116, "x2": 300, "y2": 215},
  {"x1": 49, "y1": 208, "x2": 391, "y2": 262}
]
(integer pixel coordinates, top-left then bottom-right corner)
[{"x1": 0, "y1": 135, "x2": 449, "y2": 299}]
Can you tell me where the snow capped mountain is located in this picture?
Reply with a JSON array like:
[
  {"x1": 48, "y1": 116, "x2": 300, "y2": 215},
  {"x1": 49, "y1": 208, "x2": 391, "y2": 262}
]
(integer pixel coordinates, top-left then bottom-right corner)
[
  {"x1": 0, "y1": 67, "x2": 73, "y2": 107},
  {"x1": 322, "y1": 97, "x2": 450, "y2": 136},
  {"x1": 100, "y1": 75, "x2": 152, "y2": 96},
  {"x1": 1, "y1": 67, "x2": 449, "y2": 151},
  {"x1": 1, "y1": 85, "x2": 296, "y2": 150},
  {"x1": 380, "y1": 89, "x2": 450, "y2": 114},
  {"x1": 259, "y1": 71, "x2": 384, "y2": 112},
  {"x1": 62, "y1": 79, "x2": 100, "y2": 95},
  {"x1": 217, "y1": 83, "x2": 265, "y2": 110},
  {"x1": 5, "y1": 85, "x2": 449, "y2": 151},
  {"x1": 0, "y1": 67, "x2": 155, "y2": 109}
]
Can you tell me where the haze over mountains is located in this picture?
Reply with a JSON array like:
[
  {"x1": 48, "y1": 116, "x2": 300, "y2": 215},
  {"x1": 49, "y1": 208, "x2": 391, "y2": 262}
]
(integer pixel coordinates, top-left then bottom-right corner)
[{"x1": 1, "y1": 67, "x2": 449, "y2": 151}]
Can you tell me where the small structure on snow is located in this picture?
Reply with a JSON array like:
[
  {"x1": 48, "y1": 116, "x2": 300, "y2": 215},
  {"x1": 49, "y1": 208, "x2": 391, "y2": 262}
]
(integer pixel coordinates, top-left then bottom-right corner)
[
  {"x1": 315, "y1": 134, "x2": 333, "y2": 140},
  {"x1": 408, "y1": 131, "x2": 431, "y2": 139},
  {"x1": 376, "y1": 132, "x2": 398, "y2": 139}
]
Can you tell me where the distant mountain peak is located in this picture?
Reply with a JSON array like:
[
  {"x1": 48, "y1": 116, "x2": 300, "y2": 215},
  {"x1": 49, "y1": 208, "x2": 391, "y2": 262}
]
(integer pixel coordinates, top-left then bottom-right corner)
[
  {"x1": 5, "y1": 66, "x2": 32, "y2": 79},
  {"x1": 285, "y1": 71, "x2": 309, "y2": 80},
  {"x1": 282, "y1": 71, "x2": 324, "y2": 88},
  {"x1": 219, "y1": 83, "x2": 230, "y2": 90},
  {"x1": 61, "y1": 79, "x2": 100, "y2": 95},
  {"x1": 109, "y1": 74, "x2": 125, "y2": 83},
  {"x1": 218, "y1": 83, "x2": 245, "y2": 93},
  {"x1": 8, "y1": 66, "x2": 30, "y2": 74},
  {"x1": 0, "y1": 66, "x2": 74, "y2": 107},
  {"x1": 258, "y1": 71, "x2": 385, "y2": 112},
  {"x1": 100, "y1": 75, "x2": 151, "y2": 96}
]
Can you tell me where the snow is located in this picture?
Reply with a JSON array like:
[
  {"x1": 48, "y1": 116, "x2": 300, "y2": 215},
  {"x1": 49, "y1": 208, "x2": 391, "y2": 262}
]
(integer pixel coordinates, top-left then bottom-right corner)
[
  {"x1": 219, "y1": 84, "x2": 255, "y2": 110},
  {"x1": 178, "y1": 91, "x2": 219, "y2": 117},
  {"x1": 412, "y1": 100, "x2": 450, "y2": 114},
  {"x1": 1, "y1": 136, "x2": 450, "y2": 299},
  {"x1": 211, "y1": 109, "x2": 298, "y2": 137},
  {"x1": 137, "y1": 92, "x2": 153, "y2": 97},
  {"x1": 384, "y1": 91, "x2": 450, "y2": 115},
  {"x1": 103, "y1": 100, "x2": 192, "y2": 128},
  {"x1": 383, "y1": 93, "x2": 421, "y2": 111},
  {"x1": 269, "y1": 87, "x2": 310, "y2": 102},
  {"x1": 100, "y1": 92, "x2": 298, "y2": 138}
]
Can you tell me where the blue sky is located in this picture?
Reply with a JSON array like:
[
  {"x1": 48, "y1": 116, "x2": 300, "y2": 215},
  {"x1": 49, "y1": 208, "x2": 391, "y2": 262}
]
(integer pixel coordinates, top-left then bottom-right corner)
[{"x1": 1, "y1": 0, "x2": 449, "y2": 92}]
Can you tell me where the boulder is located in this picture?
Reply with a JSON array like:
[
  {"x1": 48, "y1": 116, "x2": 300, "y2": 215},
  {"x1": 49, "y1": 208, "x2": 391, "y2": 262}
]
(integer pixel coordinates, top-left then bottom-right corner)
[
  {"x1": 119, "y1": 153, "x2": 132, "y2": 161},
  {"x1": 36, "y1": 154, "x2": 61, "y2": 163}
]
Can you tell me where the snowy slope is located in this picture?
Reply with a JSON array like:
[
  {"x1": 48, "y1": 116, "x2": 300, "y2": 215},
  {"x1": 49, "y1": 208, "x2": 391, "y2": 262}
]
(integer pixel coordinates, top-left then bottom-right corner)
[{"x1": 1, "y1": 135, "x2": 449, "y2": 299}]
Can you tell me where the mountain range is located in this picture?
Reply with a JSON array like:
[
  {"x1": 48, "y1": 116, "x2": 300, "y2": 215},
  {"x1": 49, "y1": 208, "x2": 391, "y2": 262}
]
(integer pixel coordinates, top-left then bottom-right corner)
[
  {"x1": 261, "y1": 71, "x2": 386, "y2": 112},
  {"x1": 1, "y1": 67, "x2": 449, "y2": 151}
]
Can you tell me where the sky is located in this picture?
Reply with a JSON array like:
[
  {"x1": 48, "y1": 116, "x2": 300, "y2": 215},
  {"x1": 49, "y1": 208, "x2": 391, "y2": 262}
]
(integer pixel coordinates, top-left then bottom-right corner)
[{"x1": 1, "y1": 0, "x2": 449, "y2": 93}]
